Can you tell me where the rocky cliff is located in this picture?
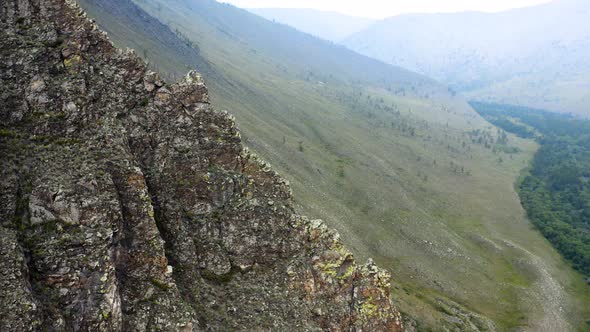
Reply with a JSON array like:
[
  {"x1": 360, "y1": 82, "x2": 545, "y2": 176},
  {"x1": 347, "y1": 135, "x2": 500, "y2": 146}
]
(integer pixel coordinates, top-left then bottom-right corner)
[{"x1": 0, "y1": 0, "x2": 403, "y2": 330}]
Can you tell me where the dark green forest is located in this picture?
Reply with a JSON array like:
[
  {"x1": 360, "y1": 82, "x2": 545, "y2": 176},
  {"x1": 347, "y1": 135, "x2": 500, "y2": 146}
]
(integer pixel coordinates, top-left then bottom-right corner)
[{"x1": 471, "y1": 101, "x2": 590, "y2": 278}]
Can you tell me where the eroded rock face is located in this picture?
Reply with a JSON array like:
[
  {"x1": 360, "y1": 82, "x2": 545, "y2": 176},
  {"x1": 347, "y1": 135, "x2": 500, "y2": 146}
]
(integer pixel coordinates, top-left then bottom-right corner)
[{"x1": 0, "y1": 0, "x2": 403, "y2": 330}]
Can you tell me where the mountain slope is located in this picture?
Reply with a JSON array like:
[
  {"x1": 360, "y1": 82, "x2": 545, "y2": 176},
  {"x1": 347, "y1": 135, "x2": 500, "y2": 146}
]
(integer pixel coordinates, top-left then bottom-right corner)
[
  {"x1": 248, "y1": 8, "x2": 374, "y2": 41},
  {"x1": 76, "y1": 0, "x2": 211, "y2": 79},
  {"x1": 0, "y1": 0, "x2": 403, "y2": 330},
  {"x1": 79, "y1": 0, "x2": 590, "y2": 329},
  {"x1": 344, "y1": 0, "x2": 590, "y2": 116}
]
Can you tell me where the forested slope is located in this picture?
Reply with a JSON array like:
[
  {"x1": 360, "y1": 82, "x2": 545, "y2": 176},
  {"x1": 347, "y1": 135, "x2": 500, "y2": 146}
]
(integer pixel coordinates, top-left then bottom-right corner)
[{"x1": 472, "y1": 102, "x2": 590, "y2": 277}]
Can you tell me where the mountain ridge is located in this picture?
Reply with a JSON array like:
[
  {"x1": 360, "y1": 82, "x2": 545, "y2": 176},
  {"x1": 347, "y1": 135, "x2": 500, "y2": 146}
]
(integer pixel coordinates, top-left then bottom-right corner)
[{"x1": 0, "y1": 0, "x2": 403, "y2": 330}]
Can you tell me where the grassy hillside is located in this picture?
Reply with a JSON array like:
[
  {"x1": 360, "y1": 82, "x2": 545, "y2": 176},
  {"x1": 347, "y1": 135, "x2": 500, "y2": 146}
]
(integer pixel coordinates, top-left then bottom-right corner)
[
  {"x1": 78, "y1": 0, "x2": 590, "y2": 330},
  {"x1": 76, "y1": 0, "x2": 211, "y2": 78},
  {"x1": 344, "y1": 0, "x2": 590, "y2": 116}
]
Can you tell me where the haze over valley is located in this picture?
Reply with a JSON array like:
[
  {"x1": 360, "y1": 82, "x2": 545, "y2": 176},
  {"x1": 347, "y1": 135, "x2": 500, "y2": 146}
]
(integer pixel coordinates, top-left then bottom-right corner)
[{"x1": 253, "y1": 0, "x2": 590, "y2": 116}]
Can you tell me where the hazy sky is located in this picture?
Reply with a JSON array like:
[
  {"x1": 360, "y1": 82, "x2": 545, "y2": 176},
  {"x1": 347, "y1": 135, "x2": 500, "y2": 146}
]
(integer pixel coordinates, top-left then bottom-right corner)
[{"x1": 216, "y1": 0, "x2": 554, "y2": 18}]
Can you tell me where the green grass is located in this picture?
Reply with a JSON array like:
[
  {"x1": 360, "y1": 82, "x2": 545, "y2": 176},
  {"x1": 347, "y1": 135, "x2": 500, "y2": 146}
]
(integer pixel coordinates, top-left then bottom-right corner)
[{"x1": 79, "y1": 0, "x2": 590, "y2": 329}]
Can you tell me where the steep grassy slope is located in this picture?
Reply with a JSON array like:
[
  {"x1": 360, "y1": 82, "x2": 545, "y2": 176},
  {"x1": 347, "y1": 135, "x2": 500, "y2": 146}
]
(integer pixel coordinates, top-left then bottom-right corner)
[
  {"x1": 78, "y1": 0, "x2": 590, "y2": 329},
  {"x1": 344, "y1": 0, "x2": 590, "y2": 116},
  {"x1": 75, "y1": 0, "x2": 211, "y2": 78},
  {"x1": 248, "y1": 8, "x2": 374, "y2": 41}
]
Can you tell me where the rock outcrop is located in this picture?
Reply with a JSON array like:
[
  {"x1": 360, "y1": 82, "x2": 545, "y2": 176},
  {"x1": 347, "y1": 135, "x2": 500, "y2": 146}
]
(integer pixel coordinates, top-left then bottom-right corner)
[{"x1": 0, "y1": 0, "x2": 403, "y2": 330}]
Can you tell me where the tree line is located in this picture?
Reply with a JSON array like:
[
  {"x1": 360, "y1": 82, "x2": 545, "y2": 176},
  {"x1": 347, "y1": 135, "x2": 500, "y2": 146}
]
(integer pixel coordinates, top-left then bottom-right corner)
[{"x1": 471, "y1": 101, "x2": 590, "y2": 277}]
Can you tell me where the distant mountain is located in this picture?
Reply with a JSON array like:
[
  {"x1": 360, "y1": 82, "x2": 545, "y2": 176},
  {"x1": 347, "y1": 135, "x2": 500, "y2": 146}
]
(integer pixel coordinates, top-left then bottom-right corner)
[
  {"x1": 248, "y1": 8, "x2": 374, "y2": 41},
  {"x1": 344, "y1": 0, "x2": 590, "y2": 115}
]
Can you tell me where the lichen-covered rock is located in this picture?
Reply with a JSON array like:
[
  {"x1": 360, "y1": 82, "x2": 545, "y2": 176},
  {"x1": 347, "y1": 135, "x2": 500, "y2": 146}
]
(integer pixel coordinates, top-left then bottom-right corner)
[{"x1": 0, "y1": 0, "x2": 403, "y2": 330}]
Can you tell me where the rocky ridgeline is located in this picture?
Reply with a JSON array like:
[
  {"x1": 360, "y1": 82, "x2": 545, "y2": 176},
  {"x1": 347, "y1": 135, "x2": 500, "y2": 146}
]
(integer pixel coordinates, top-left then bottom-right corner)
[{"x1": 0, "y1": 0, "x2": 403, "y2": 330}]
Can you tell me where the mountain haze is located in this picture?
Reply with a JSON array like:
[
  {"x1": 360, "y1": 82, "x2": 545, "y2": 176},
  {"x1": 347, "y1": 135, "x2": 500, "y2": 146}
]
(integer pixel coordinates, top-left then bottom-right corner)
[
  {"x1": 79, "y1": 0, "x2": 590, "y2": 329},
  {"x1": 344, "y1": 0, "x2": 590, "y2": 116},
  {"x1": 248, "y1": 8, "x2": 374, "y2": 41}
]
